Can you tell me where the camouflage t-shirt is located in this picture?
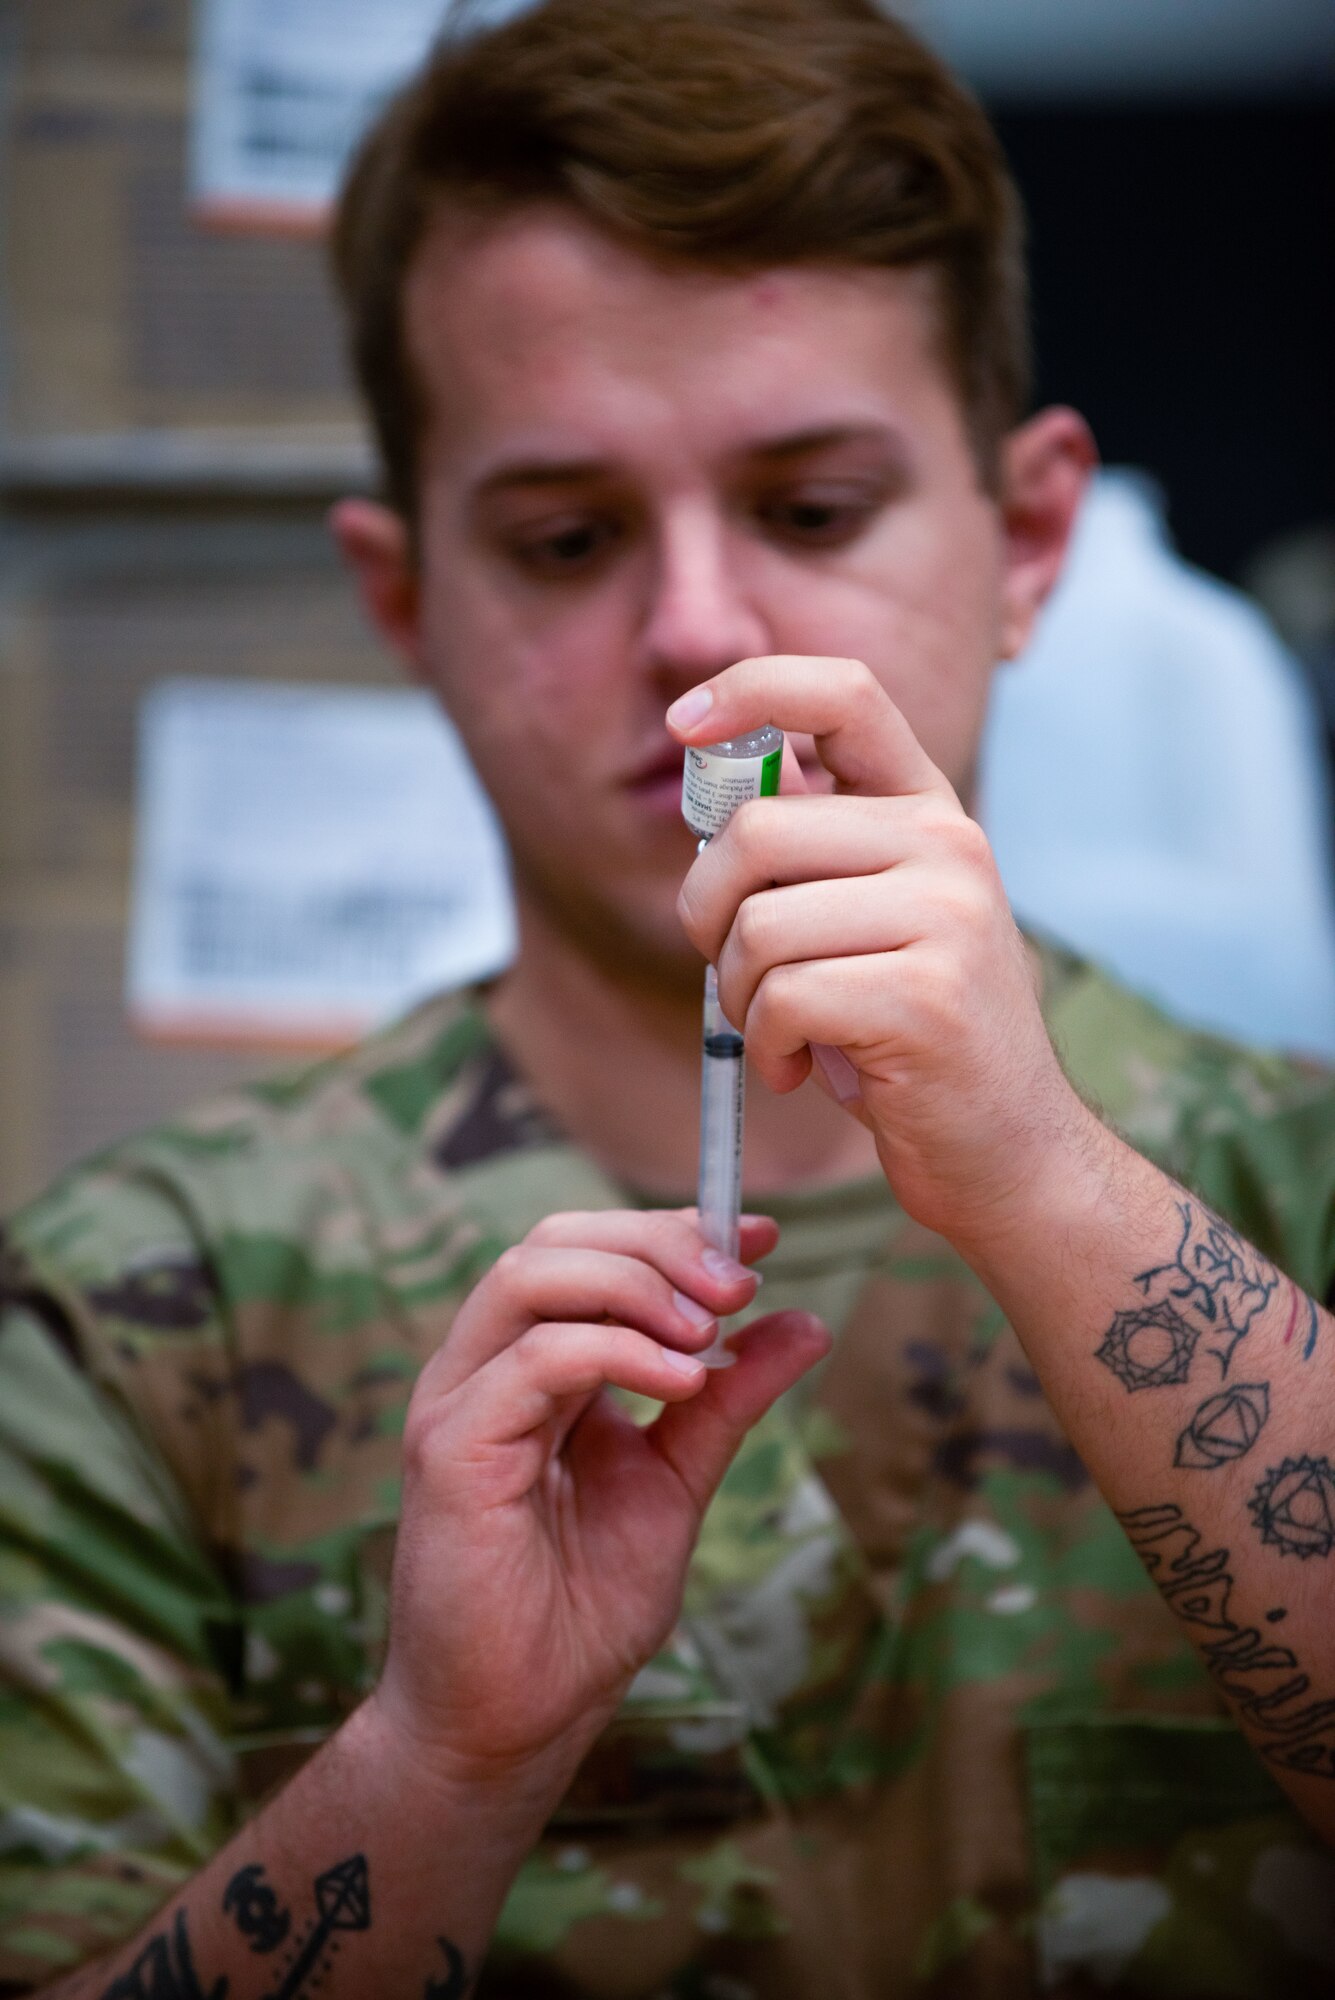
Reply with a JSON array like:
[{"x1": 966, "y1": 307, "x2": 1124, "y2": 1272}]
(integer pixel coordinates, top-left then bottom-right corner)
[{"x1": 2, "y1": 942, "x2": 1334, "y2": 1998}]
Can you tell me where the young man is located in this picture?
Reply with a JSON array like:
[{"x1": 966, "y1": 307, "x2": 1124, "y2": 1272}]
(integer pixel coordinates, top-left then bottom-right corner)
[{"x1": 3, "y1": 1, "x2": 1334, "y2": 1993}]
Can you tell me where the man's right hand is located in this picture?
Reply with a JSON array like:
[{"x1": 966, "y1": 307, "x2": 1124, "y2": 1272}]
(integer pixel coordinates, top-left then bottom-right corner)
[{"x1": 366, "y1": 1208, "x2": 829, "y2": 1798}]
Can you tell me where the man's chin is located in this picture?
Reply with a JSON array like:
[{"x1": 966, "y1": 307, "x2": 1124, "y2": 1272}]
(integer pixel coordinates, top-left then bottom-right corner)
[{"x1": 511, "y1": 863, "x2": 706, "y2": 1001}]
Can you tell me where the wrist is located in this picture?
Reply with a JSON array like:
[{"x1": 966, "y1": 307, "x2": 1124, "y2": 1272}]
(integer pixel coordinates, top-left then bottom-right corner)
[
  {"x1": 347, "y1": 1688, "x2": 595, "y2": 1846},
  {"x1": 949, "y1": 1097, "x2": 1131, "y2": 1290}
]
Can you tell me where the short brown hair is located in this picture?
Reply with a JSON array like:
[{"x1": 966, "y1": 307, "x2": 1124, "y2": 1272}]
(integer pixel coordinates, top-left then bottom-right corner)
[{"x1": 331, "y1": 0, "x2": 1029, "y2": 521}]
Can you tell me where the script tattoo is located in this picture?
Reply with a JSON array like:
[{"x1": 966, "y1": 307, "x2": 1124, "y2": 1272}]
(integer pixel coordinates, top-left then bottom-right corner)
[
  {"x1": 1133, "y1": 1199, "x2": 1277, "y2": 1376},
  {"x1": 1250, "y1": 1456, "x2": 1335, "y2": 1560},
  {"x1": 1174, "y1": 1382, "x2": 1270, "y2": 1470},
  {"x1": 423, "y1": 1936, "x2": 472, "y2": 1998},
  {"x1": 99, "y1": 1910, "x2": 227, "y2": 2000},
  {"x1": 222, "y1": 1865, "x2": 290, "y2": 1954},
  {"x1": 1120, "y1": 1502, "x2": 1335, "y2": 1778},
  {"x1": 1096, "y1": 1300, "x2": 1200, "y2": 1391}
]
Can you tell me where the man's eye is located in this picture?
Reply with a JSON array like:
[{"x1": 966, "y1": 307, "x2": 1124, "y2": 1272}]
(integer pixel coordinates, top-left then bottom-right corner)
[
  {"x1": 759, "y1": 490, "x2": 881, "y2": 548},
  {"x1": 508, "y1": 518, "x2": 621, "y2": 576}
]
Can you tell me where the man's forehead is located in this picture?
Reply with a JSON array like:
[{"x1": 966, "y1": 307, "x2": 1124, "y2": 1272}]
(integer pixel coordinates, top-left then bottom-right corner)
[{"x1": 402, "y1": 202, "x2": 949, "y2": 466}]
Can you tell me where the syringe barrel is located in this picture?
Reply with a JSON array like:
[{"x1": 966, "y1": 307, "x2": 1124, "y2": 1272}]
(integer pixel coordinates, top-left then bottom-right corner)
[{"x1": 697, "y1": 963, "x2": 745, "y2": 1261}]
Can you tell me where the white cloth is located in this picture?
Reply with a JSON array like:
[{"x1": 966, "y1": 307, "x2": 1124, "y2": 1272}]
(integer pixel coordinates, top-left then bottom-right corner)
[{"x1": 980, "y1": 470, "x2": 1335, "y2": 1060}]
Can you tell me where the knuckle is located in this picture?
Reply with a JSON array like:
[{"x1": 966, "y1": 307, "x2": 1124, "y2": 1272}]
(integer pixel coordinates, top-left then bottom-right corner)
[
  {"x1": 734, "y1": 891, "x2": 775, "y2": 964},
  {"x1": 727, "y1": 797, "x2": 767, "y2": 860},
  {"x1": 489, "y1": 1243, "x2": 531, "y2": 1289},
  {"x1": 676, "y1": 879, "x2": 705, "y2": 943},
  {"x1": 400, "y1": 1401, "x2": 446, "y2": 1482},
  {"x1": 525, "y1": 1210, "x2": 585, "y2": 1248}
]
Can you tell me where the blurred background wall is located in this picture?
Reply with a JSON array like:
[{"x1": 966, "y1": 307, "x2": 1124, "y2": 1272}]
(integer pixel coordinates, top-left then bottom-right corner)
[{"x1": 1, "y1": 0, "x2": 1333, "y2": 1211}]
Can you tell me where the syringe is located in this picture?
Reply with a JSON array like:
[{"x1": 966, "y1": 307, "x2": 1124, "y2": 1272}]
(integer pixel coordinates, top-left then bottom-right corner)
[{"x1": 681, "y1": 725, "x2": 783, "y2": 1363}]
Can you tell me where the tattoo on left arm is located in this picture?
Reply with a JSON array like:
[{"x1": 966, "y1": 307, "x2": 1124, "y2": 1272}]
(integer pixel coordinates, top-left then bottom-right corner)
[
  {"x1": 258, "y1": 1854, "x2": 370, "y2": 1999},
  {"x1": 423, "y1": 1935, "x2": 472, "y2": 1998},
  {"x1": 222, "y1": 1866, "x2": 290, "y2": 1955},
  {"x1": 98, "y1": 1910, "x2": 226, "y2": 2000},
  {"x1": 1120, "y1": 1500, "x2": 1335, "y2": 1778},
  {"x1": 1095, "y1": 1192, "x2": 1326, "y2": 1489},
  {"x1": 1131, "y1": 1198, "x2": 1277, "y2": 1376}
]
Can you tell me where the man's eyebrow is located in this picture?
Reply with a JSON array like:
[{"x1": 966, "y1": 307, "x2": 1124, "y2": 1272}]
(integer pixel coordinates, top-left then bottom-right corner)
[
  {"x1": 473, "y1": 457, "x2": 613, "y2": 500},
  {"x1": 469, "y1": 424, "x2": 909, "y2": 501},
  {"x1": 744, "y1": 422, "x2": 909, "y2": 463}
]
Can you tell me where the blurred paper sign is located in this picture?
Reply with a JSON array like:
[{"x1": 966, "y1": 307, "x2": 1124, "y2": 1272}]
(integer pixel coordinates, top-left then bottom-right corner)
[
  {"x1": 191, "y1": 0, "x2": 447, "y2": 226},
  {"x1": 128, "y1": 680, "x2": 515, "y2": 1046}
]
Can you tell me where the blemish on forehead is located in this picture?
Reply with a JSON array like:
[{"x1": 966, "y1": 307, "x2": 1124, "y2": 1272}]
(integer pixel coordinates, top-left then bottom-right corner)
[{"x1": 748, "y1": 275, "x2": 793, "y2": 311}]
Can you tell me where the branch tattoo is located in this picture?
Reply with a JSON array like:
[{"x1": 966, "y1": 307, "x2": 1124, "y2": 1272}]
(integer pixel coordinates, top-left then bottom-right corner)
[{"x1": 1127, "y1": 1199, "x2": 1276, "y2": 1379}]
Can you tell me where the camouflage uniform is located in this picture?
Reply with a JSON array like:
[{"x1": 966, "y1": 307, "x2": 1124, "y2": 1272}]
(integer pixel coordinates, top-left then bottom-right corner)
[{"x1": 2, "y1": 941, "x2": 1334, "y2": 1997}]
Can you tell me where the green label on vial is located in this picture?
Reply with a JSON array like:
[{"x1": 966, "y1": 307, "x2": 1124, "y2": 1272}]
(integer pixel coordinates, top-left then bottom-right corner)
[{"x1": 759, "y1": 748, "x2": 781, "y2": 796}]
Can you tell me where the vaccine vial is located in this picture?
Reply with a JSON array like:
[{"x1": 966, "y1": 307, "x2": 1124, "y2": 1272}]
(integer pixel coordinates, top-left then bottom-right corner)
[{"x1": 681, "y1": 725, "x2": 783, "y2": 841}]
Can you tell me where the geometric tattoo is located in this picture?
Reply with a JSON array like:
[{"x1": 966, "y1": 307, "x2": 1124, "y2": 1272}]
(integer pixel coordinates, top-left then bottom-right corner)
[
  {"x1": 259, "y1": 1854, "x2": 370, "y2": 1998},
  {"x1": 1096, "y1": 1301, "x2": 1200, "y2": 1390},
  {"x1": 98, "y1": 1848, "x2": 375, "y2": 1992},
  {"x1": 1249, "y1": 1456, "x2": 1335, "y2": 1560},
  {"x1": 1175, "y1": 1383, "x2": 1270, "y2": 1470}
]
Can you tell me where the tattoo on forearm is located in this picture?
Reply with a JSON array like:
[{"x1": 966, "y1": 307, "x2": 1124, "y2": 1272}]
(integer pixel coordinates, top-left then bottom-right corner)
[
  {"x1": 1281, "y1": 1280, "x2": 1321, "y2": 1362},
  {"x1": 1096, "y1": 1300, "x2": 1199, "y2": 1391},
  {"x1": 1094, "y1": 1193, "x2": 1325, "y2": 1488},
  {"x1": 259, "y1": 1854, "x2": 370, "y2": 1999},
  {"x1": 222, "y1": 1866, "x2": 290, "y2": 1954},
  {"x1": 97, "y1": 1854, "x2": 370, "y2": 2000},
  {"x1": 423, "y1": 1936, "x2": 472, "y2": 1997},
  {"x1": 1250, "y1": 1456, "x2": 1335, "y2": 1560},
  {"x1": 1132, "y1": 1199, "x2": 1277, "y2": 1375},
  {"x1": 99, "y1": 1910, "x2": 227, "y2": 1999},
  {"x1": 1120, "y1": 1502, "x2": 1335, "y2": 1778},
  {"x1": 1174, "y1": 1382, "x2": 1269, "y2": 1469}
]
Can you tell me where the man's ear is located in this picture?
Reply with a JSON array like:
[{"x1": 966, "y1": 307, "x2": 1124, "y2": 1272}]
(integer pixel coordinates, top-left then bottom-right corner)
[
  {"x1": 996, "y1": 407, "x2": 1098, "y2": 661},
  {"x1": 329, "y1": 497, "x2": 426, "y2": 677}
]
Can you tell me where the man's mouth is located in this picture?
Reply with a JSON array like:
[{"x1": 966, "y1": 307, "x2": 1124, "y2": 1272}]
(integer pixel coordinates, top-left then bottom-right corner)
[
  {"x1": 625, "y1": 742, "x2": 826, "y2": 814},
  {"x1": 625, "y1": 748, "x2": 692, "y2": 817}
]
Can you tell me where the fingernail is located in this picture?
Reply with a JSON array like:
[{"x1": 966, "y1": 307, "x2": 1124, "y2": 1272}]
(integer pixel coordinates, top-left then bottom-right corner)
[
  {"x1": 812, "y1": 1042, "x2": 861, "y2": 1105},
  {"x1": 701, "y1": 1248, "x2": 756, "y2": 1285},
  {"x1": 666, "y1": 686, "x2": 714, "y2": 730},
  {"x1": 672, "y1": 1288, "x2": 717, "y2": 1328},
  {"x1": 660, "y1": 1345, "x2": 706, "y2": 1376}
]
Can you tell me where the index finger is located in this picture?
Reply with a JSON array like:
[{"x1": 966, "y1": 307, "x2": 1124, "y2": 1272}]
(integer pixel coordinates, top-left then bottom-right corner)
[{"x1": 666, "y1": 655, "x2": 957, "y2": 804}]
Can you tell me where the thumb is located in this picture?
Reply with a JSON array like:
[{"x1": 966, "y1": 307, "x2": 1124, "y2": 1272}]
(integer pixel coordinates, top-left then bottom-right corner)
[{"x1": 646, "y1": 1310, "x2": 830, "y2": 1516}]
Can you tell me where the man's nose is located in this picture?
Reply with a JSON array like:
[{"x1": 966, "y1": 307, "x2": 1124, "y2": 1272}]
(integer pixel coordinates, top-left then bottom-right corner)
[{"x1": 638, "y1": 509, "x2": 769, "y2": 686}]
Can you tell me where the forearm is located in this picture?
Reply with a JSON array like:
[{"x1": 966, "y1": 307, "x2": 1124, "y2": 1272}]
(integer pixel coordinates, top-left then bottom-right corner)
[
  {"x1": 960, "y1": 1114, "x2": 1335, "y2": 1837},
  {"x1": 41, "y1": 1698, "x2": 570, "y2": 2000}
]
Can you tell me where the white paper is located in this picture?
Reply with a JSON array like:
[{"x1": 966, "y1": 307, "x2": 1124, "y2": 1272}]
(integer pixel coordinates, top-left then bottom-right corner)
[
  {"x1": 128, "y1": 679, "x2": 515, "y2": 1043},
  {"x1": 191, "y1": 0, "x2": 447, "y2": 218},
  {"x1": 191, "y1": 0, "x2": 541, "y2": 220}
]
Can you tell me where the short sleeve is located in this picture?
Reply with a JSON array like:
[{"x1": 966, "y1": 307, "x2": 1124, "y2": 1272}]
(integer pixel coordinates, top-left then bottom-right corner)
[{"x1": 0, "y1": 1300, "x2": 240, "y2": 1991}]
